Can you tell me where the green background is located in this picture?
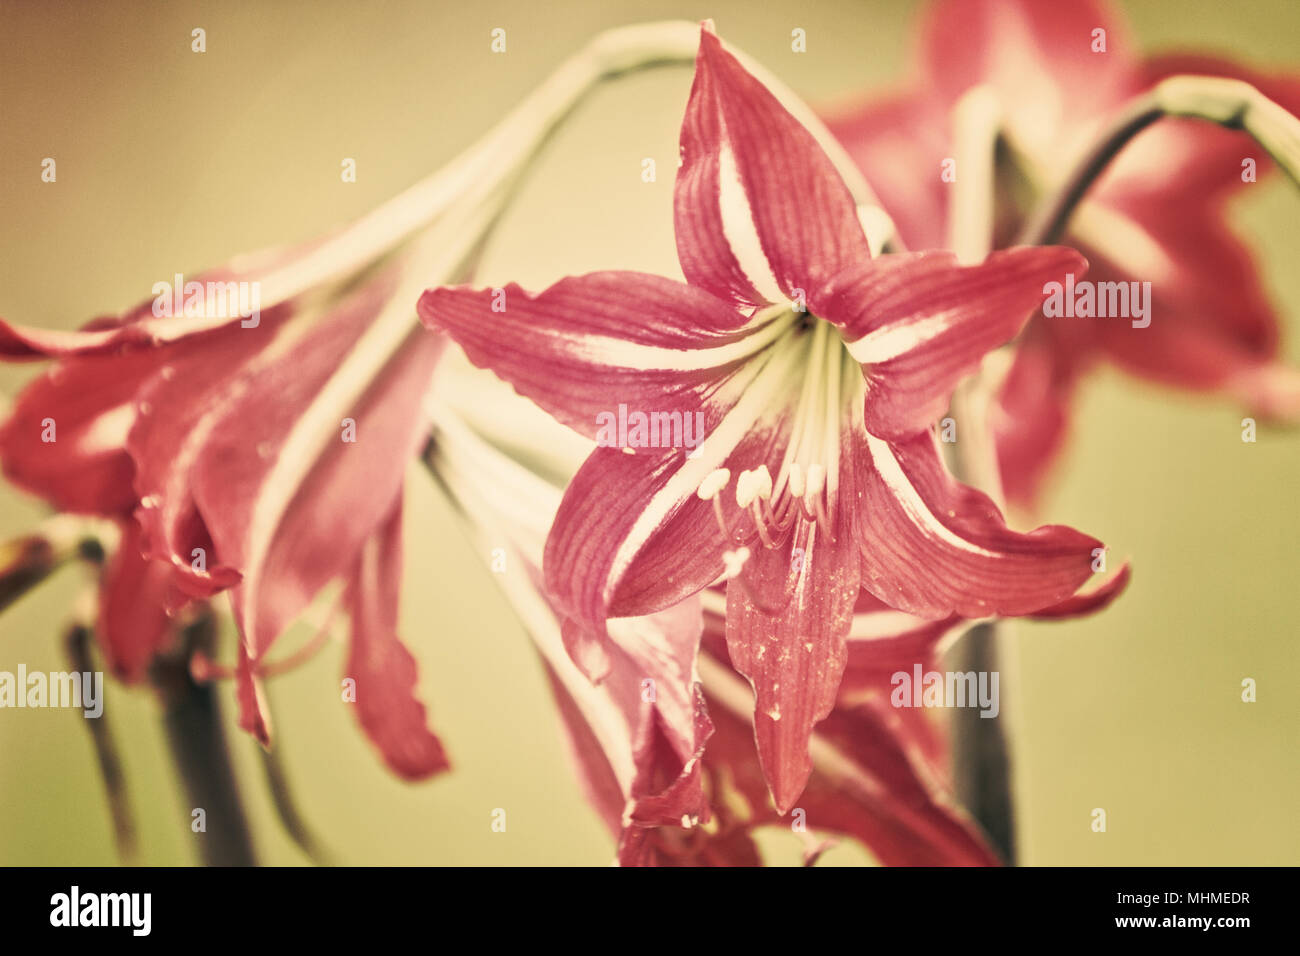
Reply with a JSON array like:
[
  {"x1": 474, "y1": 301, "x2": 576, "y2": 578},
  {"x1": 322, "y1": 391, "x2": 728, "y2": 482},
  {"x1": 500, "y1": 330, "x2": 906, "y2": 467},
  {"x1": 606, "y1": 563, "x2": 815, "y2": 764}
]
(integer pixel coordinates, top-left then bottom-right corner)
[{"x1": 0, "y1": 0, "x2": 1296, "y2": 865}]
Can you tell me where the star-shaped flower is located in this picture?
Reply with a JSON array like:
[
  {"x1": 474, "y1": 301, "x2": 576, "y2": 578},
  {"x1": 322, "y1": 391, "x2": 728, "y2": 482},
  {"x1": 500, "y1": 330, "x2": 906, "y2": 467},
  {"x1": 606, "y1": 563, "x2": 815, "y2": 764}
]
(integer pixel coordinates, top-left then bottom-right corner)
[{"x1": 420, "y1": 24, "x2": 1110, "y2": 811}]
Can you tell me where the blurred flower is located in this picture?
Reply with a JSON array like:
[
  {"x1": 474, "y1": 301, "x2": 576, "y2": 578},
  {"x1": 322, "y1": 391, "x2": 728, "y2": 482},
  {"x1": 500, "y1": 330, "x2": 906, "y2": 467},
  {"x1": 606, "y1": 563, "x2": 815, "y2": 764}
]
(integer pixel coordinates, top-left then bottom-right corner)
[
  {"x1": 0, "y1": 238, "x2": 449, "y2": 778},
  {"x1": 420, "y1": 24, "x2": 1115, "y2": 812},
  {"x1": 0, "y1": 21, "x2": 738, "y2": 785},
  {"x1": 824, "y1": 0, "x2": 1300, "y2": 504}
]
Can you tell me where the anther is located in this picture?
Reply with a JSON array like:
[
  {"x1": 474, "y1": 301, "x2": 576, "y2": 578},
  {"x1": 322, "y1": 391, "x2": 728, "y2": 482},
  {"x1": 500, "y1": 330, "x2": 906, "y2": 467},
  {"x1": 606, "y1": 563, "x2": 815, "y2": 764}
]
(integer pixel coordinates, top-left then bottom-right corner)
[
  {"x1": 697, "y1": 468, "x2": 731, "y2": 501},
  {"x1": 788, "y1": 462, "x2": 805, "y2": 499}
]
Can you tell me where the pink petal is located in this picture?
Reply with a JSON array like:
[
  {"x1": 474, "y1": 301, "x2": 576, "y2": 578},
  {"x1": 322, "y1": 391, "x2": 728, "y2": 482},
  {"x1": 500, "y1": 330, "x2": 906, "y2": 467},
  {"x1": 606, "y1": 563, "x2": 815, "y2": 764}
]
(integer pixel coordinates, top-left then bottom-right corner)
[
  {"x1": 0, "y1": 235, "x2": 321, "y2": 361},
  {"x1": 234, "y1": 641, "x2": 271, "y2": 747},
  {"x1": 991, "y1": 326, "x2": 1087, "y2": 507},
  {"x1": 1027, "y1": 561, "x2": 1131, "y2": 619},
  {"x1": 133, "y1": 274, "x2": 442, "y2": 661},
  {"x1": 855, "y1": 428, "x2": 1102, "y2": 618},
  {"x1": 532, "y1": 573, "x2": 714, "y2": 858},
  {"x1": 797, "y1": 698, "x2": 999, "y2": 865},
  {"x1": 417, "y1": 272, "x2": 756, "y2": 442},
  {"x1": 918, "y1": 0, "x2": 1137, "y2": 141},
  {"x1": 97, "y1": 518, "x2": 176, "y2": 683},
  {"x1": 697, "y1": 662, "x2": 997, "y2": 866},
  {"x1": 724, "y1": 515, "x2": 860, "y2": 814},
  {"x1": 0, "y1": 354, "x2": 146, "y2": 515},
  {"x1": 821, "y1": 90, "x2": 951, "y2": 252},
  {"x1": 543, "y1": 408, "x2": 791, "y2": 678},
  {"x1": 818, "y1": 247, "x2": 1086, "y2": 440},
  {"x1": 675, "y1": 25, "x2": 873, "y2": 309},
  {"x1": 1080, "y1": 209, "x2": 1278, "y2": 389},
  {"x1": 344, "y1": 501, "x2": 449, "y2": 781}
]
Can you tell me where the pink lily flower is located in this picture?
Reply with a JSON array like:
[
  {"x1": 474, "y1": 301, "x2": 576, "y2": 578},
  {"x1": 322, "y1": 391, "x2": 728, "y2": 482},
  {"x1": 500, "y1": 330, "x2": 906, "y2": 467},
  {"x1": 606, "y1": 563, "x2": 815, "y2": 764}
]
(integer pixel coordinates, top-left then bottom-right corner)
[
  {"x1": 429, "y1": 392, "x2": 1133, "y2": 865},
  {"x1": 420, "y1": 24, "x2": 1114, "y2": 813},
  {"x1": 823, "y1": 0, "x2": 1300, "y2": 504}
]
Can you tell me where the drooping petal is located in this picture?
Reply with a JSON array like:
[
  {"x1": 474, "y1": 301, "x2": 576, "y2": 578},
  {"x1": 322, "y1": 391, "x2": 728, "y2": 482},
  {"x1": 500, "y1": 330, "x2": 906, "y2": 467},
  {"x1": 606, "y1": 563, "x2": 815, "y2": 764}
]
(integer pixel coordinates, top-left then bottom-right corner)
[
  {"x1": 527, "y1": 566, "x2": 714, "y2": 860},
  {"x1": 97, "y1": 518, "x2": 176, "y2": 683},
  {"x1": 724, "y1": 513, "x2": 860, "y2": 814},
  {"x1": 343, "y1": 500, "x2": 449, "y2": 781},
  {"x1": 234, "y1": 640, "x2": 271, "y2": 747},
  {"x1": 818, "y1": 246, "x2": 1085, "y2": 440},
  {"x1": 855, "y1": 427, "x2": 1102, "y2": 618},
  {"x1": 424, "y1": 418, "x2": 717, "y2": 860},
  {"x1": 133, "y1": 269, "x2": 442, "y2": 662},
  {"x1": 1025, "y1": 561, "x2": 1131, "y2": 619},
  {"x1": 675, "y1": 25, "x2": 873, "y2": 309},
  {"x1": 795, "y1": 698, "x2": 999, "y2": 865},
  {"x1": 991, "y1": 325, "x2": 1088, "y2": 506},
  {"x1": 417, "y1": 271, "x2": 766, "y2": 442},
  {"x1": 128, "y1": 312, "x2": 296, "y2": 601},
  {"x1": 0, "y1": 230, "x2": 338, "y2": 362},
  {"x1": 695, "y1": 655, "x2": 998, "y2": 866},
  {"x1": 0, "y1": 352, "x2": 157, "y2": 515}
]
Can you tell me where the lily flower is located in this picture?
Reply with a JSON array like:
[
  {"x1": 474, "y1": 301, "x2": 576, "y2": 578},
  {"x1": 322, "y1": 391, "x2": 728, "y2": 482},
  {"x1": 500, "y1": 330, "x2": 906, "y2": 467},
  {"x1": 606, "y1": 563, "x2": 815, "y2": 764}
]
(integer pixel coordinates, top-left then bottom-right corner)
[
  {"x1": 0, "y1": 239, "x2": 450, "y2": 779},
  {"x1": 823, "y1": 0, "x2": 1300, "y2": 504},
  {"x1": 429, "y1": 371, "x2": 1128, "y2": 864},
  {"x1": 420, "y1": 24, "x2": 1114, "y2": 812}
]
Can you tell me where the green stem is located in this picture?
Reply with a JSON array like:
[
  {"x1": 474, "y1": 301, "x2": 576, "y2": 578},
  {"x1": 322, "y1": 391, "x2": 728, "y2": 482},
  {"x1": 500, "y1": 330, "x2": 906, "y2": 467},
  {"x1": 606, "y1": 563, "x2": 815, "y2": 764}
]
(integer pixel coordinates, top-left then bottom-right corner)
[
  {"x1": 1019, "y1": 75, "x2": 1300, "y2": 246},
  {"x1": 151, "y1": 613, "x2": 258, "y2": 867},
  {"x1": 65, "y1": 622, "x2": 138, "y2": 862}
]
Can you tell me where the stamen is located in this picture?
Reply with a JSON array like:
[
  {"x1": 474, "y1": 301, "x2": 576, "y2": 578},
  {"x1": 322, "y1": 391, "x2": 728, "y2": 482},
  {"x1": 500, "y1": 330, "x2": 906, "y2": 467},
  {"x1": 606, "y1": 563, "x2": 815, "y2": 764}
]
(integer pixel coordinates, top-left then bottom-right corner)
[
  {"x1": 697, "y1": 468, "x2": 731, "y2": 501},
  {"x1": 804, "y1": 463, "x2": 826, "y2": 498},
  {"x1": 711, "y1": 497, "x2": 732, "y2": 542},
  {"x1": 699, "y1": 467, "x2": 736, "y2": 541},
  {"x1": 804, "y1": 462, "x2": 829, "y2": 527},
  {"x1": 751, "y1": 502, "x2": 776, "y2": 549},
  {"x1": 788, "y1": 462, "x2": 805, "y2": 498},
  {"x1": 735, "y1": 468, "x2": 759, "y2": 509}
]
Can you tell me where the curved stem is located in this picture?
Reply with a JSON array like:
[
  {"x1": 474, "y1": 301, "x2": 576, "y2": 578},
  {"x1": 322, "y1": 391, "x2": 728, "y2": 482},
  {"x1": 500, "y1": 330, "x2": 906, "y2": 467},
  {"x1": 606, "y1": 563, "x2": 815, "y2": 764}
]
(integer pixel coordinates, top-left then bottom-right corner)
[
  {"x1": 1019, "y1": 75, "x2": 1300, "y2": 246},
  {"x1": 1016, "y1": 94, "x2": 1162, "y2": 247}
]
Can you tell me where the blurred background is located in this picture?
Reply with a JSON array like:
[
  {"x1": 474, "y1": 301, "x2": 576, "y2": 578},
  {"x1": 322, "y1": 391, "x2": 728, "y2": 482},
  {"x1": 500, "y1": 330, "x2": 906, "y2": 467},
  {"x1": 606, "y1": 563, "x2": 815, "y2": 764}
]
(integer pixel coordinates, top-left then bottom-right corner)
[{"x1": 0, "y1": 0, "x2": 1296, "y2": 866}]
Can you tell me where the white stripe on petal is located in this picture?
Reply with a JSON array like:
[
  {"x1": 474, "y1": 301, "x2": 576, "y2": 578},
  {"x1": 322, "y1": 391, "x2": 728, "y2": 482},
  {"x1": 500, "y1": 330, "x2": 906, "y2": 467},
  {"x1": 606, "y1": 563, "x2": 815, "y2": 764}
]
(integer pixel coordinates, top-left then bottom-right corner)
[
  {"x1": 562, "y1": 307, "x2": 795, "y2": 371},
  {"x1": 864, "y1": 433, "x2": 997, "y2": 557},
  {"x1": 605, "y1": 335, "x2": 807, "y2": 594},
  {"x1": 718, "y1": 145, "x2": 785, "y2": 305},
  {"x1": 846, "y1": 309, "x2": 960, "y2": 364}
]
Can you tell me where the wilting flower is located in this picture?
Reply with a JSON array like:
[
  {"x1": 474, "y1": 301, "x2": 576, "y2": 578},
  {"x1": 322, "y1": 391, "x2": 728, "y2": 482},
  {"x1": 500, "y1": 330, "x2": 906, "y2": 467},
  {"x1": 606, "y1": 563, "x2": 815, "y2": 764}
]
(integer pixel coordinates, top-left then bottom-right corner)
[
  {"x1": 0, "y1": 234, "x2": 451, "y2": 777},
  {"x1": 823, "y1": 0, "x2": 1300, "y2": 503},
  {"x1": 420, "y1": 24, "x2": 1118, "y2": 812}
]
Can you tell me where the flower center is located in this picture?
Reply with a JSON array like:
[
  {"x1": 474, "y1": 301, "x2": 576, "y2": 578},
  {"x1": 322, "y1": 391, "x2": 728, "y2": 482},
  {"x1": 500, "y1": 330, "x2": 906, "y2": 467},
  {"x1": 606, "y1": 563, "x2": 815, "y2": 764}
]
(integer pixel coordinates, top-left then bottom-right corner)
[{"x1": 695, "y1": 308, "x2": 861, "y2": 571}]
